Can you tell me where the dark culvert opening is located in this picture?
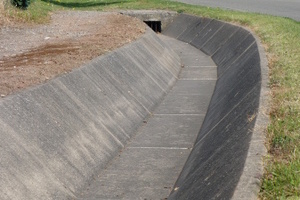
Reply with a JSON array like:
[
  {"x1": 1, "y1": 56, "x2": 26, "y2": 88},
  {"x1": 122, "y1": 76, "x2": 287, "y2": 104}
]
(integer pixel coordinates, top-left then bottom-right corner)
[{"x1": 144, "y1": 21, "x2": 162, "y2": 33}]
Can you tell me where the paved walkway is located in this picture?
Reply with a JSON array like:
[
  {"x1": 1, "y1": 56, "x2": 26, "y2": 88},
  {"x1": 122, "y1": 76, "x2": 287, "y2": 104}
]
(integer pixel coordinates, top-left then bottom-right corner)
[
  {"x1": 172, "y1": 0, "x2": 300, "y2": 21},
  {"x1": 76, "y1": 35, "x2": 217, "y2": 199}
]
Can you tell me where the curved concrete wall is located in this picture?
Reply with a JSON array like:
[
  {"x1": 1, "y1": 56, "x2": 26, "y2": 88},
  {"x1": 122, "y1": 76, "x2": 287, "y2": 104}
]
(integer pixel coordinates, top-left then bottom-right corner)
[
  {"x1": 0, "y1": 29, "x2": 181, "y2": 200},
  {"x1": 163, "y1": 14, "x2": 267, "y2": 199}
]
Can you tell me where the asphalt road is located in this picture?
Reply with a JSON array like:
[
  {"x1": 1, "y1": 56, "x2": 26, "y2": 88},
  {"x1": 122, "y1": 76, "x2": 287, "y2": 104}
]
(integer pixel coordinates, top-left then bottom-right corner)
[{"x1": 172, "y1": 0, "x2": 300, "y2": 21}]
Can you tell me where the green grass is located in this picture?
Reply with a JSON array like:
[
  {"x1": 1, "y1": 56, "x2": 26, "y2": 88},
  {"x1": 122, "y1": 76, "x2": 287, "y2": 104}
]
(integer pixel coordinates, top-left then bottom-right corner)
[
  {"x1": 3, "y1": 0, "x2": 300, "y2": 199},
  {"x1": 4, "y1": 0, "x2": 53, "y2": 23}
]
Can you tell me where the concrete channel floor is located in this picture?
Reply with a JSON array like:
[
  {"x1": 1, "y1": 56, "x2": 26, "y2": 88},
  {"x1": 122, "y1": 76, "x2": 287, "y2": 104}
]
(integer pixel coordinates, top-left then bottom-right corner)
[{"x1": 77, "y1": 35, "x2": 217, "y2": 200}]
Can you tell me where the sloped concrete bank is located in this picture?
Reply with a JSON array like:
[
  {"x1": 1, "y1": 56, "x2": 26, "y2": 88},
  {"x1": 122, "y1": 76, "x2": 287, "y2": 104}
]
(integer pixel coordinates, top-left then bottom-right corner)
[
  {"x1": 163, "y1": 14, "x2": 268, "y2": 199},
  {"x1": 0, "y1": 29, "x2": 181, "y2": 200}
]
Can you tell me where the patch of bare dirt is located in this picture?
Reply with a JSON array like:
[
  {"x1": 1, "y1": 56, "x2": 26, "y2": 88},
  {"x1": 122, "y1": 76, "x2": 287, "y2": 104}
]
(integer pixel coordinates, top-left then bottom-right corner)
[{"x1": 0, "y1": 11, "x2": 146, "y2": 97}]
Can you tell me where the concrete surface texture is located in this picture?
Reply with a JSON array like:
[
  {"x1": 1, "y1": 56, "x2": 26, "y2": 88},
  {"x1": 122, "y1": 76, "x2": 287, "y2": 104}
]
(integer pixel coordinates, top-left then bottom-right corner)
[
  {"x1": 172, "y1": 0, "x2": 300, "y2": 21},
  {"x1": 0, "y1": 12, "x2": 268, "y2": 200},
  {"x1": 0, "y1": 28, "x2": 181, "y2": 200},
  {"x1": 163, "y1": 14, "x2": 268, "y2": 199},
  {"x1": 76, "y1": 35, "x2": 217, "y2": 199}
]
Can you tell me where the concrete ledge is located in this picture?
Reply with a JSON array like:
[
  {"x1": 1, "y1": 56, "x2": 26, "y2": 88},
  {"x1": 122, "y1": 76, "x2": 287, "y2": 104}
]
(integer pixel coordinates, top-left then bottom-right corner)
[
  {"x1": 0, "y1": 28, "x2": 181, "y2": 200},
  {"x1": 164, "y1": 14, "x2": 269, "y2": 199}
]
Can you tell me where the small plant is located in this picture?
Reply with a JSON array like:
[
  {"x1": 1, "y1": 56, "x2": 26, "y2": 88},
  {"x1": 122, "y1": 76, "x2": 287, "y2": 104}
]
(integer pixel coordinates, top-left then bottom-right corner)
[
  {"x1": 177, "y1": 9, "x2": 184, "y2": 13},
  {"x1": 11, "y1": 0, "x2": 30, "y2": 9}
]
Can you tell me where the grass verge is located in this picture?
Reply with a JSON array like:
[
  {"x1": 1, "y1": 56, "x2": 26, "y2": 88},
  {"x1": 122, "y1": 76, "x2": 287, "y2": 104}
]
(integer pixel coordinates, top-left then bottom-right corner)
[{"x1": 2, "y1": 0, "x2": 300, "y2": 199}]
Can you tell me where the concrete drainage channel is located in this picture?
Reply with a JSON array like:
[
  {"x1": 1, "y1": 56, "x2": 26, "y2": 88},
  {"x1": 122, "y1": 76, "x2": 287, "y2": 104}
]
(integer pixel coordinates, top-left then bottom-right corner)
[
  {"x1": 0, "y1": 12, "x2": 268, "y2": 200},
  {"x1": 163, "y1": 14, "x2": 269, "y2": 200}
]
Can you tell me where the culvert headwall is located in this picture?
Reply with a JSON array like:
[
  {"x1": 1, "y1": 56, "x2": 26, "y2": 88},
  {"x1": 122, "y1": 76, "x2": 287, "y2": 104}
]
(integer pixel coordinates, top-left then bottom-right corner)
[
  {"x1": 163, "y1": 14, "x2": 268, "y2": 200},
  {"x1": 120, "y1": 10, "x2": 178, "y2": 32}
]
